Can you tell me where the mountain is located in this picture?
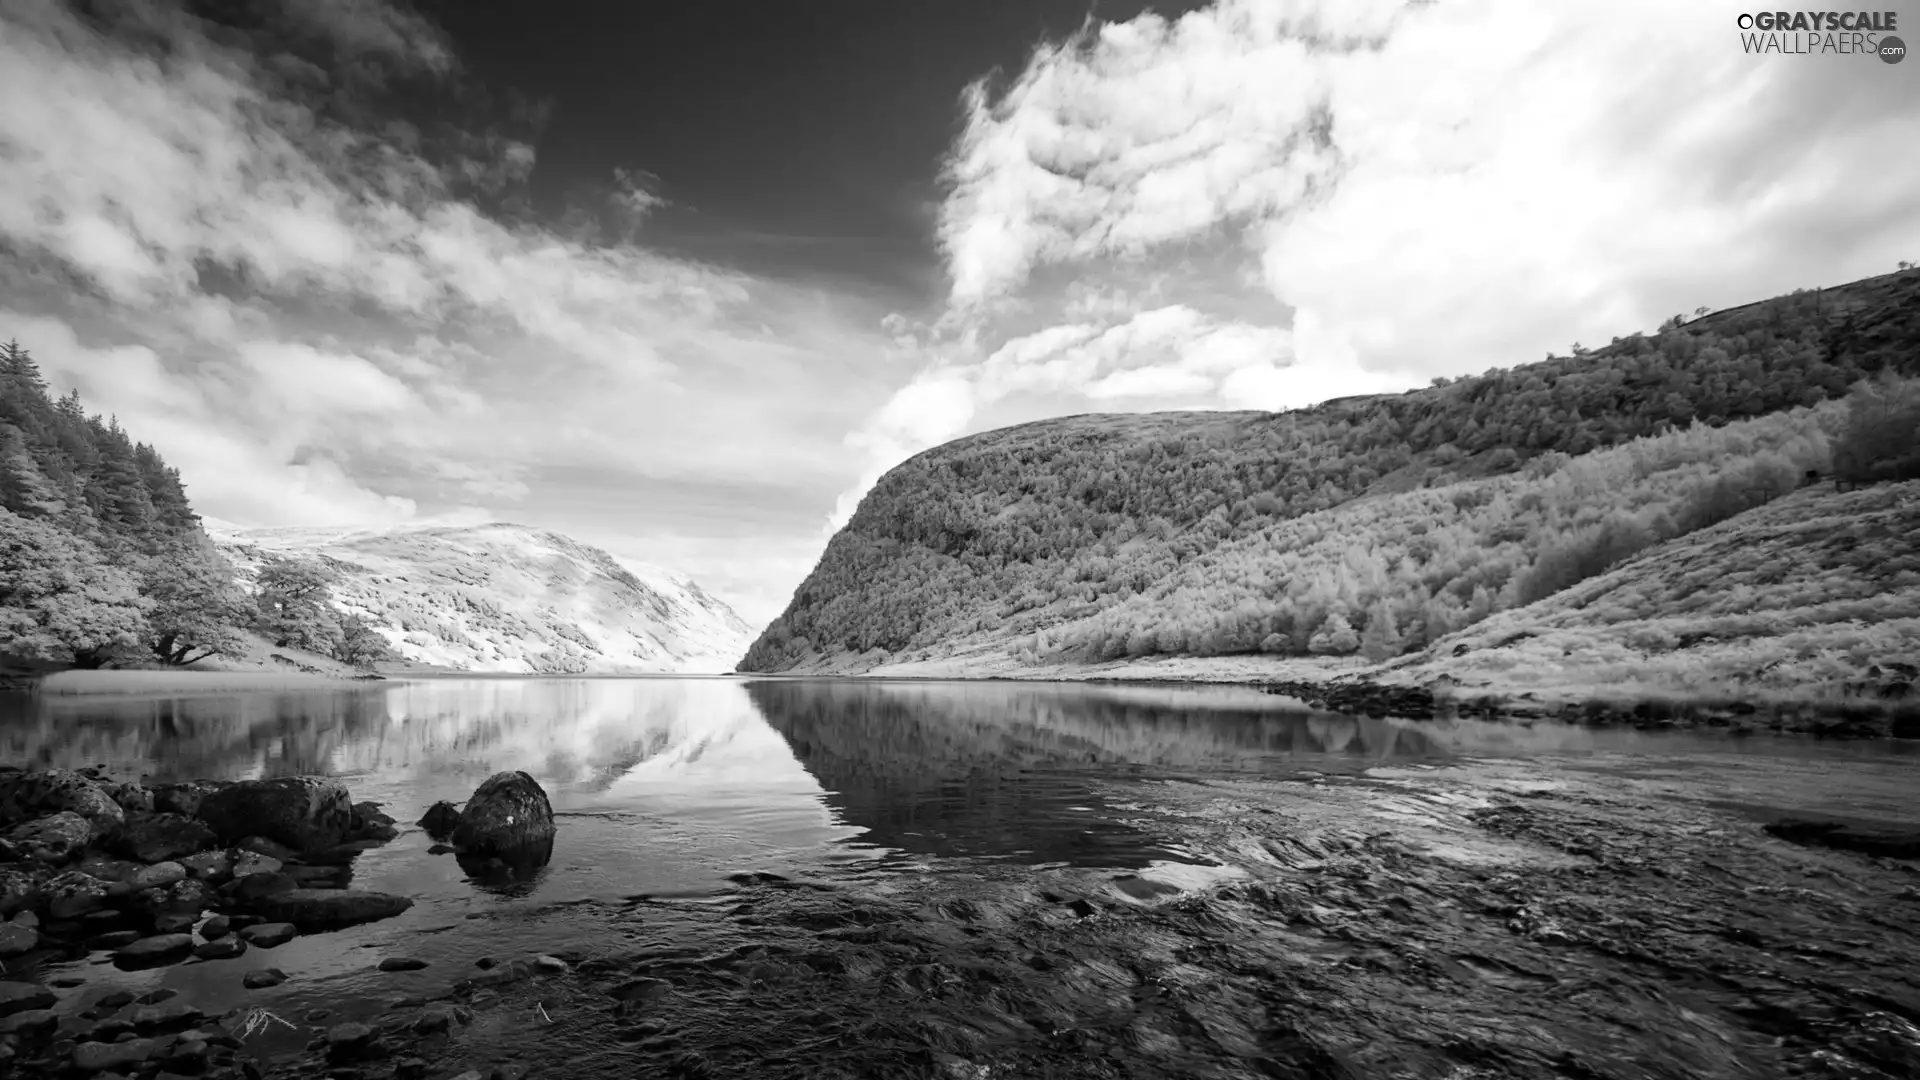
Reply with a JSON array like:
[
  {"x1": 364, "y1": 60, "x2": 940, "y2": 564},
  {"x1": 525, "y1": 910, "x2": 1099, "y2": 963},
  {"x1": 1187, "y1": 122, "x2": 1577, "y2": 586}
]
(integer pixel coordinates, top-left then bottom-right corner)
[
  {"x1": 739, "y1": 269, "x2": 1920, "y2": 708},
  {"x1": 206, "y1": 521, "x2": 754, "y2": 675}
]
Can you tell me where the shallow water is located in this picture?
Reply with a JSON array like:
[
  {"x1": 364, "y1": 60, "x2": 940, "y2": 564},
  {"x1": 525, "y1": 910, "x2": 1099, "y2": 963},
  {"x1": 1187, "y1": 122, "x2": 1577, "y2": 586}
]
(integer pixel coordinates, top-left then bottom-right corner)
[{"x1": 2, "y1": 676, "x2": 1914, "y2": 1067}]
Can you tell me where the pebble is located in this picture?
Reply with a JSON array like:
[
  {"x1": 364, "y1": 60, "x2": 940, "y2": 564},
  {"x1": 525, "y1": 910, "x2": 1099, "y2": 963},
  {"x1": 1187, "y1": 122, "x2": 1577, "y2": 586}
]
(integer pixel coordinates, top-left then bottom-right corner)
[
  {"x1": 242, "y1": 969, "x2": 288, "y2": 990},
  {"x1": 377, "y1": 957, "x2": 429, "y2": 972}
]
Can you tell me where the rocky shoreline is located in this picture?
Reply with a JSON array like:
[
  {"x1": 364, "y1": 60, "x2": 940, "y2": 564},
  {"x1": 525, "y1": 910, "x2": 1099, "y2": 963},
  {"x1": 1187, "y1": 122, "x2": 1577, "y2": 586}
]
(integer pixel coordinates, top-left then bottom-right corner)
[
  {"x1": 7, "y1": 744, "x2": 1920, "y2": 1079},
  {"x1": 1252, "y1": 676, "x2": 1920, "y2": 739},
  {"x1": 0, "y1": 766, "x2": 561, "y2": 1078}
]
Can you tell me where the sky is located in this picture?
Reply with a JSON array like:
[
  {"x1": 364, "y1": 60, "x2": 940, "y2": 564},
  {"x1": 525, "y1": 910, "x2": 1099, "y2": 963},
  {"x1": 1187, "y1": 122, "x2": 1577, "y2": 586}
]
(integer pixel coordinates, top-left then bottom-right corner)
[{"x1": 1, "y1": 0, "x2": 1915, "y2": 630}]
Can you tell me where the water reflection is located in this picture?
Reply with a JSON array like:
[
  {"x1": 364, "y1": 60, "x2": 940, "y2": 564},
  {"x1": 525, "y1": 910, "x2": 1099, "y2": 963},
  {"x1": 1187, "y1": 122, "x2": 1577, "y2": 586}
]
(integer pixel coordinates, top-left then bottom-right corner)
[{"x1": 742, "y1": 678, "x2": 1445, "y2": 865}]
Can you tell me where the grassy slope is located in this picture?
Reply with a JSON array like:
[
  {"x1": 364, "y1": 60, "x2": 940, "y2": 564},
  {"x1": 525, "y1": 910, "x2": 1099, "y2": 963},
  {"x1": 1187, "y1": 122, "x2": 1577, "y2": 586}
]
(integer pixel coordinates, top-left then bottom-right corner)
[{"x1": 838, "y1": 480, "x2": 1920, "y2": 711}]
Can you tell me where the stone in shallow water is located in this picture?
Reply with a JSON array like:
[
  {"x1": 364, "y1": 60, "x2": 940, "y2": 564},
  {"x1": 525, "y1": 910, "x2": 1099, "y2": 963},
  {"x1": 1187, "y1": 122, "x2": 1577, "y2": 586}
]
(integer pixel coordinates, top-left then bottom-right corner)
[
  {"x1": 73, "y1": 1035, "x2": 160, "y2": 1072},
  {"x1": 248, "y1": 889, "x2": 412, "y2": 931},
  {"x1": 418, "y1": 801, "x2": 461, "y2": 839},
  {"x1": 377, "y1": 957, "x2": 428, "y2": 972},
  {"x1": 175, "y1": 851, "x2": 231, "y2": 882},
  {"x1": 196, "y1": 778, "x2": 353, "y2": 855},
  {"x1": 228, "y1": 852, "x2": 282, "y2": 879},
  {"x1": 0, "y1": 769, "x2": 124, "y2": 836},
  {"x1": 199, "y1": 915, "x2": 231, "y2": 941},
  {"x1": 0, "y1": 1006, "x2": 58, "y2": 1038},
  {"x1": 112, "y1": 934, "x2": 195, "y2": 971},
  {"x1": 238, "y1": 922, "x2": 297, "y2": 948},
  {"x1": 0, "y1": 922, "x2": 37, "y2": 957},
  {"x1": 0, "y1": 981, "x2": 57, "y2": 1017},
  {"x1": 242, "y1": 968, "x2": 288, "y2": 989},
  {"x1": 451, "y1": 772, "x2": 555, "y2": 857},
  {"x1": 193, "y1": 936, "x2": 246, "y2": 961}
]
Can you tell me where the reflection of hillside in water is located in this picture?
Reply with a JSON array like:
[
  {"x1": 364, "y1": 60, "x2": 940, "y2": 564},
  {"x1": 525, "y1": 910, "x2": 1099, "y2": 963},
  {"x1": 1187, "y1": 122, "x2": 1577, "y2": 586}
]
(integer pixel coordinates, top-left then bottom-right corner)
[
  {"x1": 743, "y1": 680, "x2": 1443, "y2": 866},
  {"x1": 0, "y1": 689, "x2": 395, "y2": 782}
]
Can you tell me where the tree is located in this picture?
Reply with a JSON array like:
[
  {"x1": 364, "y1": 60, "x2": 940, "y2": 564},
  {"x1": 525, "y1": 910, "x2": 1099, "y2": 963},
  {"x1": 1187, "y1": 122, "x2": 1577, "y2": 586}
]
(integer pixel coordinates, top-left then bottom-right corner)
[
  {"x1": 1359, "y1": 601, "x2": 1404, "y2": 661},
  {"x1": 333, "y1": 613, "x2": 395, "y2": 669},
  {"x1": 0, "y1": 508, "x2": 151, "y2": 667},
  {"x1": 1307, "y1": 613, "x2": 1360, "y2": 656},
  {"x1": 254, "y1": 555, "x2": 343, "y2": 653},
  {"x1": 142, "y1": 540, "x2": 250, "y2": 665},
  {"x1": 1832, "y1": 375, "x2": 1920, "y2": 485}
]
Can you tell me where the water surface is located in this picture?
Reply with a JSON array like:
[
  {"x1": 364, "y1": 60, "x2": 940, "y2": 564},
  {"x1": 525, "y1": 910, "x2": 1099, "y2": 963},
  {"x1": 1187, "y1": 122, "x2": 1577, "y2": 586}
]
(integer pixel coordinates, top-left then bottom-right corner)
[{"x1": 2, "y1": 676, "x2": 1910, "y2": 1045}]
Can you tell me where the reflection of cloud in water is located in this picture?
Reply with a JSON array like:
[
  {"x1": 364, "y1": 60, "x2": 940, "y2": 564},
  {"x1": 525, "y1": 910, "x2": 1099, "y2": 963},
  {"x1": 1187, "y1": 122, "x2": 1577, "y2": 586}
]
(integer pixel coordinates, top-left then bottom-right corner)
[{"x1": 337, "y1": 680, "x2": 836, "y2": 810}]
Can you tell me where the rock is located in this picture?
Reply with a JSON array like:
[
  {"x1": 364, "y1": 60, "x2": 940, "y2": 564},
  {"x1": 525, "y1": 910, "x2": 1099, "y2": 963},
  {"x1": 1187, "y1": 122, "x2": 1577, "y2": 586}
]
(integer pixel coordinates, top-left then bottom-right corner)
[
  {"x1": 351, "y1": 801, "x2": 396, "y2": 830},
  {"x1": 6, "y1": 811, "x2": 93, "y2": 864},
  {"x1": 0, "y1": 1007, "x2": 57, "y2": 1038},
  {"x1": 451, "y1": 773, "x2": 555, "y2": 857},
  {"x1": 73, "y1": 1036, "x2": 159, "y2": 1072},
  {"x1": 534, "y1": 955, "x2": 569, "y2": 974},
  {"x1": 131, "y1": 878, "x2": 214, "y2": 916},
  {"x1": 192, "y1": 936, "x2": 246, "y2": 960},
  {"x1": 175, "y1": 851, "x2": 231, "y2": 882},
  {"x1": 195, "y1": 778, "x2": 353, "y2": 855},
  {"x1": 112, "y1": 934, "x2": 195, "y2": 971},
  {"x1": 377, "y1": 957, "x2": 427, "y2": 972},
  {"x1": 0, "y1": 922, "x2": 36, "y2": 957},
  {"x1": 241, "y1": 968, "x2": 287, "y2": 989},
  {"x1": 40, "y1": 870, "x2": 114, "y2": 918},
  {"x1": 93, "y1": 990, "x2": 135, "y2": 1010},
  {"x1": 150, "y1": 781, "x2": 231, "y2": 820},
  {"x1": 234, "y1": 836, "x2": 299, "y2": 862},
  {"x1": 237, "y1": 923, "x2": 297, "y2": 948},
  {"x1": 324, "y1": 1021, "x2": 382, "y2": 1064},
  {"x1": 427, "y1": 844, "x2": 456, "y2": 856},
  {"x1": 73, "y1": 852, "x2": 141, "y2": 884},
  {"x1": 131, "y1": 1000, "x2": 203, "y2": 1032},
  {"x1": 248, "y1": 889, "x2": 412, "y2": 931},
  {"x1": 228, "y1": 851, "x2": 282, "y2": 879},
  {"x1": 199, "y1": 915, "x2": 231, "y2": 941},
  {"x1": 0, "y1": 769, "x2": 124, "y2": 836},
  {"x1": 152, "y1": 912, "x2": 198, "y2": 935},
  {"x1": 0, "y1": 981, "x2": 57, "y2": 1017},
  {"x1": 88, "y1": 929, "x2": 144, "y2": 950},
  {"x1": 160, "y1": 1036, "x2": 209, "y2": 1073},
  {"x1": 128, "y1": 862, "x2": 187, "y2": 891},
  {"x1": 102, "y1": 782, "x2": 153, "y2": 816},
  {"x1": 284, "y1": 864, "x2": 349, "y2": 888},
  {"x1": 0, "y1": 868, "x2": 43, "y2": 916},
  {"x1": 227, "y1": 871, "x2": 296, "y2": 904},
  {"x1": 418, "y1": 802, "x2": 462, "y2": 839},
  {"x1": 109, "y1": 814, "x2": 219, "y2": 864}
]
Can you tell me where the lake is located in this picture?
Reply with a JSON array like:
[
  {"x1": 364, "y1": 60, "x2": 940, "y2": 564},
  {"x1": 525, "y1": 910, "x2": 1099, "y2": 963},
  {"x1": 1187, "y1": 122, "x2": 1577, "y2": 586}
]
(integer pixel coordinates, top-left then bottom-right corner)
[{"x1": 3, "y1": 677, "x2": 1916, "y2": 1077}]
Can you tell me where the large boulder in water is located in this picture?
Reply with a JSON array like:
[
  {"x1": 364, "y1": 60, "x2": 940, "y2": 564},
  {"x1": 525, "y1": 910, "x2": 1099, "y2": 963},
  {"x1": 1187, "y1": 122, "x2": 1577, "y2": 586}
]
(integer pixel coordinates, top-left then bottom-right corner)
[
  {"x1": 0, "y1": 769, "x2": 124, "y2": 837},
  {"x1": 195, "y1": 777, "x2": 353, "y2": 854},
  {"x1": 451, "y1": 771, "x2": 556, "y2": 857},
  {"x1": 151, "y1": 780, "x2": 232, "y2": 819}
]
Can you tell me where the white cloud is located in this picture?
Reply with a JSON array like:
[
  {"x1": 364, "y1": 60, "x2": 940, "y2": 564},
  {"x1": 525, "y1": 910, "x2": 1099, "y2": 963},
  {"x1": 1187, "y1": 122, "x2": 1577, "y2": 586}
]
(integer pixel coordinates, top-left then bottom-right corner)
[
  {"x1": 832, "y1": 0, "x2": 1920, "y2": 527},
  {"x1": 0, "y1": 0, "x2": 895, "y2": 604}
]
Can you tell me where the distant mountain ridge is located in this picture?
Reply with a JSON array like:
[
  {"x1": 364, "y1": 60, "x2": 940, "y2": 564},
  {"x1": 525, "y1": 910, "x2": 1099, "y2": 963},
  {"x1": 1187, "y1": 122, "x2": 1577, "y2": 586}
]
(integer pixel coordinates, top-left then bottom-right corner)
[{"x1": 207, "y1": 520, "x2": 753, "y2": 675}]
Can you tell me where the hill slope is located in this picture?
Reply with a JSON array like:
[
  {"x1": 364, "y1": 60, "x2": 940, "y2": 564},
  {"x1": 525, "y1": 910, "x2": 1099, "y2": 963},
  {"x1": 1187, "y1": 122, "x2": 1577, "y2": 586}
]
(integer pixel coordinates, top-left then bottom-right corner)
[
  {"x1": 740, "y1": 269, "x2": 1920, "y2": 704},
  {"x1": 208, "y1": 521, "x2": 754, "y2": 675}
]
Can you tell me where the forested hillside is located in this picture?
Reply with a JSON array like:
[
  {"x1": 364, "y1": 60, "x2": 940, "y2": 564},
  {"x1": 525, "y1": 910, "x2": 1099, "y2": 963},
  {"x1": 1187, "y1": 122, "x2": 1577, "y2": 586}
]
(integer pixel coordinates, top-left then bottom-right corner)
[
  {"x1": 741, "y1": 269, "x2": 1920, "y2": 679},
  {"x1": 0, "y1": 340, "x2": 388, "y2": 671}
]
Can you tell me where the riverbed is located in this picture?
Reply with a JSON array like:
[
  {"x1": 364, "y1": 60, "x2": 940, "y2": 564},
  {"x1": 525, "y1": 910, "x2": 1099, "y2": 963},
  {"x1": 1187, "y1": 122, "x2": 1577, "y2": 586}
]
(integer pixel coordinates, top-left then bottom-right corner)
[{"x1": 2, "y1": 677, "x2": 1916, "y2": 1078}]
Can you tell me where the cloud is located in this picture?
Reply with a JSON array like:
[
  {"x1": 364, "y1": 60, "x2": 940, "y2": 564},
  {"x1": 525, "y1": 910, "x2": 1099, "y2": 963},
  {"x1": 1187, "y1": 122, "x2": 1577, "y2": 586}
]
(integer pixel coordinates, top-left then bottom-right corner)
[
  {"x1": 0, "y1": 0, "x2": 899, "y2": 623},
  {"x1": 830, "y1": 0, "x2": 1920, "y2": 529}
]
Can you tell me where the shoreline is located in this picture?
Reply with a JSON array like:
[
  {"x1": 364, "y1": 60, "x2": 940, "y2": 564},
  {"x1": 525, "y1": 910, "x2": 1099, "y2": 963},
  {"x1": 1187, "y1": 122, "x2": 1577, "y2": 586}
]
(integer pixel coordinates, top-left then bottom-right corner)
[{"x1": 2, "y1": 669, "x2": 388, "y2": 697}]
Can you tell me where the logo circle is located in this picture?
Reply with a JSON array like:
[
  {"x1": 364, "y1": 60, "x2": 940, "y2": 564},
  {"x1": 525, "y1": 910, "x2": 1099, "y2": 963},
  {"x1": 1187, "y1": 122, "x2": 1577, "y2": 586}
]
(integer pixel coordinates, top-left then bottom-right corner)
[
  {"x1": 1737, "y1": 13, "x2": 1754, "y2": 29},
  {"x1": 1883, "y1": 35, "x2": 1907, "y2": 64}
]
